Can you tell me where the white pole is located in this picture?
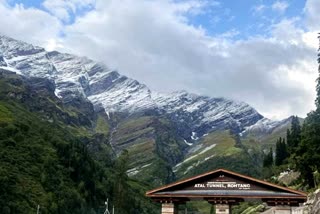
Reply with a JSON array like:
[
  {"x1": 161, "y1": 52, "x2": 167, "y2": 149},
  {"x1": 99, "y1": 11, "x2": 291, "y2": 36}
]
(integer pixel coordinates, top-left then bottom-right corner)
[
  {"x1": 112, "y1": 206, "x2": 114, "y2": 214},
  {"x1": 37, "y1": 205, "x2": 40, "y2": 214},
  {"x1": 104, "y1": 199, "x2": 111, "y2": 214}
]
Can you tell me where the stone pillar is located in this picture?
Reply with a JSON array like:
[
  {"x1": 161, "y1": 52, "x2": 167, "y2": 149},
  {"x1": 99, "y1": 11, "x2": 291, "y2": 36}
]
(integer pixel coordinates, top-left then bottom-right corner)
[
  {"x1": 161, "y1": 203, "x2": 178, "y2": 214},
  {"x1": 216, "y1": 204, "x2": 231, "y2": 214}
]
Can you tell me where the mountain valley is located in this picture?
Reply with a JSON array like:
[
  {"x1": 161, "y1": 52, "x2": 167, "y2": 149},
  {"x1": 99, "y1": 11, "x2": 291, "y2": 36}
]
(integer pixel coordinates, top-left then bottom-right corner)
[{"x1": 0, "y1": 35, "x2": 298, "y2": 213}]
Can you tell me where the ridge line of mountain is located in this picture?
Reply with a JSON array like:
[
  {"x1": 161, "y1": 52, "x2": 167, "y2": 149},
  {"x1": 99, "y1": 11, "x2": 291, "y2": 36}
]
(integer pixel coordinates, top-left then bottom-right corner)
[{"x1": 0, "y1": 34, "x2": 290, "y2": 139}]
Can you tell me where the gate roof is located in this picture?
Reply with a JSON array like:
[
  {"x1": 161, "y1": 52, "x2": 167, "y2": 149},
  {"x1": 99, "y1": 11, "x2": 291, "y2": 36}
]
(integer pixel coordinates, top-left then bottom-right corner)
[{"x1": 146, "y1": 169, "x2": 307, "y2": 205}]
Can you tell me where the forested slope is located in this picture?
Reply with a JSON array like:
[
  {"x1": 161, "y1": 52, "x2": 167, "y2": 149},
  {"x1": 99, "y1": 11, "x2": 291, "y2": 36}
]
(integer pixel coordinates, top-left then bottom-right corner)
[{"x1": 0, "y1": 69, "x2": 157, "y2": 214}]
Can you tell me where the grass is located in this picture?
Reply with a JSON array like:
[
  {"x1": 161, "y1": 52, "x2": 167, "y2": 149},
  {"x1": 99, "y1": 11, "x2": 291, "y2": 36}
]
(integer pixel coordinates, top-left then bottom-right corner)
[
  {"x1": 95, "y1": 115, "x2": 109, "y2": 134},
  {"x1": 127, "y1": 139, "x2": 156, "y2": 167},
  {"x1": 117, "y1": 116, "x2": 153, "y2": 133},
  {"x1": 0, "y1": 103, "x2": 13, "y2": 123},
  {"x1": 176, "y1": 130, "x2": 239, "y2": 172},
  {"x1": 175, "y1": 130, "x2": 262, "y2": 179},
  {"x1": 115, "y1": 127, "x2": 154, "y2": 145}
]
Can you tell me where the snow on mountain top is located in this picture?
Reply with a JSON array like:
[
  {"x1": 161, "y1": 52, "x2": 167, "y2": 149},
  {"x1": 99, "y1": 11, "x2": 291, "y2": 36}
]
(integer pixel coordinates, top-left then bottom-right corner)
[
  {"x1": 241, "y1": 117, "x2": 292, "y2": 137},
  {"x1": 0, "y1": 35, "x2": 44, "y2": 58},
  {"x1": 153, "y1": 89, "x2": 262, "y2": 130},
  {"x1": 0, "y1": 34, "x2": 266, "y2": 134}
]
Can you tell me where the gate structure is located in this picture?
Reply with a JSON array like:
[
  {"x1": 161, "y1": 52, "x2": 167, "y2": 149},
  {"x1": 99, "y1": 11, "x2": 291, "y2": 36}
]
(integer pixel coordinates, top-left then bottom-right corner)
[{"x1": 146, "y1": 169, "x2": 307, "y2": 214}]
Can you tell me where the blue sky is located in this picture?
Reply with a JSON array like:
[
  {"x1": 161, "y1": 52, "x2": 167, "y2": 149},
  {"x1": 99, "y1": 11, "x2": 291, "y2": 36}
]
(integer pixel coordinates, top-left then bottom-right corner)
[
  {"x1": 187, "y1": 0, "x2": 307, "y2": 37},
  {"x1": 8, "y1": 0, "x2": 307, "y2": 38},
  {"x1": 8, "y1": 0, "x2": 43, "y2": 7},
  {"x1": 0, "y1": 0, "x2": 319, "y2": 119}
]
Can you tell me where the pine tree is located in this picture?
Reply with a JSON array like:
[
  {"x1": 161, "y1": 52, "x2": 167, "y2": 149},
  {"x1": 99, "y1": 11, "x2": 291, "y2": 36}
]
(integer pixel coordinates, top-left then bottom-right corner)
[
  {"x1": 287, "y1": 116, "x2": 301, "y2": 153},
  {"x1": 282, "y1": 137, "x2": 289, "y2": 162},
  {"x1": 316, "y1": 32, "x2": 320, "y2": 108},
  {"x1": 263, "y1": 147, "x2": 274, "y2": 168},
  {"x1": 275, "y1": 138, "x2": 281, "y2": 166},
  {"x1": 113, "y1": 150, "x2": 130, "y2": 214},
  {"x1": 286, "y1": 129, "x2": 291, "y2": 147},
  {"x1": 275, "y1": 137, "x2": 288, "y2": 166}
]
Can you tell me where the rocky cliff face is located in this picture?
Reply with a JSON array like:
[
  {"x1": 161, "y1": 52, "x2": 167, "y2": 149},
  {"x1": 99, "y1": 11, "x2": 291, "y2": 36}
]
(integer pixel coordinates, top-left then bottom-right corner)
[
  {"x1": 0, "y1": 35, "x2": 290, "y2": 183},
  {"x1": 0, "y1": 35, "x2": 264, "y2": 136},
  {"x1": 309, "y1": 189, "x2": 320, "y2": 214},
  {"x1": 287, "y1": 189, "x2": 320, "y2": 214}
]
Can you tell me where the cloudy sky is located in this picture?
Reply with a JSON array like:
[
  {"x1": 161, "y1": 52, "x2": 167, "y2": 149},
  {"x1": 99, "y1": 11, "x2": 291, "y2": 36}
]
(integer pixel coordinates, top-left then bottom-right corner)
[{"x1": 0, "y1": 0, "x2": 319, "y2": 119}]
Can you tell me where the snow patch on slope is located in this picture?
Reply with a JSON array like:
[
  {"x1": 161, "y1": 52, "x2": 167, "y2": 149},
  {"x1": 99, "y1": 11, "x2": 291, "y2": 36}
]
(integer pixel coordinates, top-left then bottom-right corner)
[
  {"x1": 0, "y1": 35, "x2": 265, "y2": 137},
  {"x1": 241, "y1": 117, "x2": 290, "y2": 136},
  {"x1": 184, "y1": 139, "x2": 193, "y2": 146}
]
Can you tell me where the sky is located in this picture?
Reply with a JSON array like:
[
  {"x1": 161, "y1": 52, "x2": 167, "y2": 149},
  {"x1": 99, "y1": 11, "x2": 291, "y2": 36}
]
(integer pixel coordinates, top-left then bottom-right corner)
[{"x1": 0, "y1": 0, "x2": 319, "y2": 119}]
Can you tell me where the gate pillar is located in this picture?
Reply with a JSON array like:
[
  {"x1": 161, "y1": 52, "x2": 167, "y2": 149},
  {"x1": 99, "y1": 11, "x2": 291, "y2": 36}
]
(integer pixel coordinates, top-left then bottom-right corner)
[
  {"x1": 161, "y1": 202, "x2": 178, "y2": 214},
  {"x1": 216, "y1": 204, "x2": 231, "y2": 214}
]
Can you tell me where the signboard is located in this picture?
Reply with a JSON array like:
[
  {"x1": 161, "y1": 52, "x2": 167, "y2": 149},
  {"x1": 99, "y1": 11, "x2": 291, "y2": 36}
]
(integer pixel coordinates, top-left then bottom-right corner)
[
  {"x1": 184, "y1": 173, "x2": 264, "y2": 191},
  {"x1": 194, "y1": 181, "x2": 251, "y2": 190}
]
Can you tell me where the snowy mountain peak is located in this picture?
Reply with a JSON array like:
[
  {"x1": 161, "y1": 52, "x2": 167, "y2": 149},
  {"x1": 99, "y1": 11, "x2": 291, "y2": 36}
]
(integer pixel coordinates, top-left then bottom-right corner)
[
  {"x1": 0, "y1": 35, "x2": 266, "y2": 135},
  {"x1": 241, "y1": 116, "x2": 293, "y2": 137},
  {"x1": 0, "y1": 35, "x2": 44, "y2": 58}
]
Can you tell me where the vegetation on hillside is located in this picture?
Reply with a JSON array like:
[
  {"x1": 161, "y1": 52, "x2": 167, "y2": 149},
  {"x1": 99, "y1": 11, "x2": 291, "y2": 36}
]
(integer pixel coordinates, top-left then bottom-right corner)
[
  {"x1": 175, "y1": 130, "x2": 263, "y2": 180},
  {"x1": 1, "y1": 34, "x2": 320, "y2": 214},
  {"x1": 0, "y1": 70, "x2": 158, "y2": 214}
]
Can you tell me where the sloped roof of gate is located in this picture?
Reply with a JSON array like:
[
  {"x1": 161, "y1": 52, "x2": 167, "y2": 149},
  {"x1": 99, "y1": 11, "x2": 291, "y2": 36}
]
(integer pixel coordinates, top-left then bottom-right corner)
[{"x1": 146, "y1": 168, "x2": 307, "y2": 199}]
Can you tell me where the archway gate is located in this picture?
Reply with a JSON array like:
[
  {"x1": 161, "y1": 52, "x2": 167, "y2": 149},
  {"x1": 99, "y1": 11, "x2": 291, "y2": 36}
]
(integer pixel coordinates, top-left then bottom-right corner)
[{"x1": 146, "y1": 169, "x2": 307, "y2": 214}]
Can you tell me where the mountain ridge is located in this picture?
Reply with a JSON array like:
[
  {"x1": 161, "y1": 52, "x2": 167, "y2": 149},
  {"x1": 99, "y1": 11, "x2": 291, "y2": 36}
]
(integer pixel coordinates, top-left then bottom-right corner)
[
  {"x1": 0, "y1": 34, "x2": 270, "y2": 138},
  {"x1": 0, "y1": 35, "x2": 296, "y2": 184}
]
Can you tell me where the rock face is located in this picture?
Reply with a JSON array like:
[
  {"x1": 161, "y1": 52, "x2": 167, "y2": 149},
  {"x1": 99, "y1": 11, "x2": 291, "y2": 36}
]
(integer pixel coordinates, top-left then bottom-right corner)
[
  {"x1": 153, "y1": 91, "x2": 263, "y2": 138},
  {"x1": 277, "y1": 170, "x2": 300, "y2": 186},
  {"x1": 0, "y1": 35, "x2": 265, "y2": 137},
  {"x1": 289, "y1": 189, "x2": 320, "y2": 214},
  {"x1": 306, "y1": 189, "x2": 320, "y2": 214},
  {"x1": 0, "y1": 35, "x2": 295, "y2": 185}
]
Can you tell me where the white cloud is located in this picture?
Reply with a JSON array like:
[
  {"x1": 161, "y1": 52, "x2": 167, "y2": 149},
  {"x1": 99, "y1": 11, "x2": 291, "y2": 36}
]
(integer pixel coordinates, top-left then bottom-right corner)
[
  {"x1": 0, "y1": 2, "x2": 62, "y2": 46},
  {"x1": 0, "y1": 0, "x2": 318, "y2": 120},
  {"x1": 59, "y1": 0, "x2": 318, "y2": 119},
  {"x1": 304, "y1": 0, "x2": 320, "y2": 31},
  {"x1": 252, "y1": 4, "x2": 267, "y2": 14},
  {"x1": 45, "y1": 38, "x2": 64, "y2": 51},
  {"x1": 272, "y1": 1, "x2": 289, "y2": 13}
]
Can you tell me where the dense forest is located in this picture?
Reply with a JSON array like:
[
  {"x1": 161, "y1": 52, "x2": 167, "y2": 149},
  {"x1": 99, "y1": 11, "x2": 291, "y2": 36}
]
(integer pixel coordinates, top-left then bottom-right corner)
[{"x1": 0, "y1": 71, "x2": 158, "y2": 214}]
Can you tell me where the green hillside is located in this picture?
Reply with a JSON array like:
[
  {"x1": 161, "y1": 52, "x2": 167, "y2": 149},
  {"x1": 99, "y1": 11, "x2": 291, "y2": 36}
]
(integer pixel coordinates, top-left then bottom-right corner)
[
  {"x1": 111, "y1": 115, "x2": 188, "y2": 186},
  {"x1": 0, "y1": 70, "x2": 314, "y2": 214},
  {"x1": 175, "y1": 130, "x2": 263, "y2": 179},
  {"x1": 0, "y1": 70, "x2": 157, "y2": 214}
]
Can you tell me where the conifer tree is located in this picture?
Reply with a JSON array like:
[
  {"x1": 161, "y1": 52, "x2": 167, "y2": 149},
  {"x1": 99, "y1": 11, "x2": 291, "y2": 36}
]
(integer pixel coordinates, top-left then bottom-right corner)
[
  {"x1": 113, "y1": 150, "x2": 130, "y2": 214},
  {"x1": 287, "y1": 116, "x2": 301, "y2": 153},
  {"x1": 286, "y1": 129, "x2": 291, "y2": 147},
  {"x1": 316, "y1": 32, "x2": 320, "y2": 108},
  {"x1": 263, "y1": 147, "x2": 274, "y2": 168},
  {"x1": 275, "y1": 137, "x2": 288, "y2": 166}
]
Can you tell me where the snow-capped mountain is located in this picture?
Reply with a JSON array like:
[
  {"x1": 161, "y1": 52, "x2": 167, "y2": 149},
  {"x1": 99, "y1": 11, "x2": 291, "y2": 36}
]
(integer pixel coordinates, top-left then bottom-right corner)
[
  {"x1": 153, "y1": 91, "x2": 263, "y2": 138},
  {"x1": 0, "y1": 35, "x2": 265, "y2": 136},
  {"x1": 240, "y1": 116, "x2": 294, "y2": 140}
]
